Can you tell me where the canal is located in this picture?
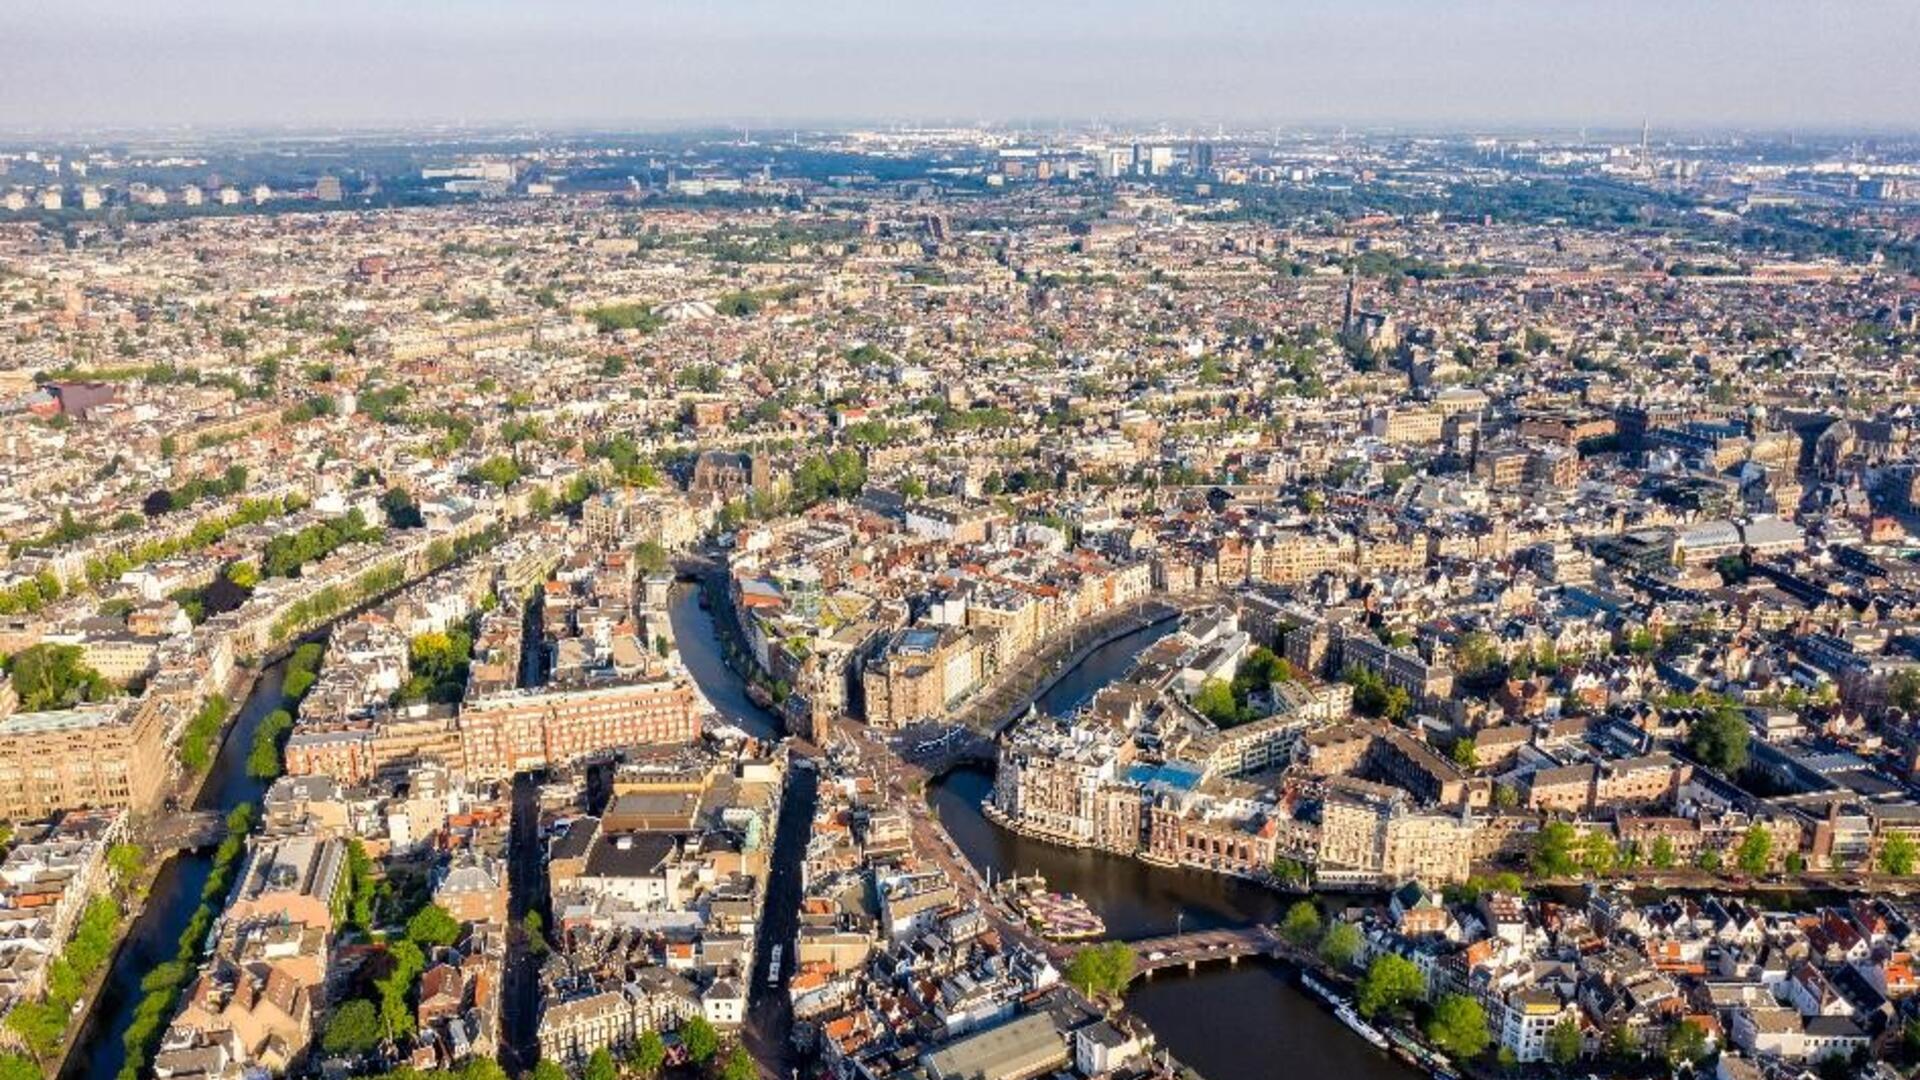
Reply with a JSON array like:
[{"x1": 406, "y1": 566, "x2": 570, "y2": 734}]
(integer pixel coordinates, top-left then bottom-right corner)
[
  {"x1": 925, "y1": 620, "x2": 1418, "y2": 1080},
  {"x1": 667, "y1": 580, "x2": 781, "y2": 740},
  {"x1": 70, "y1": 653, "x2": 294, "y2": 1080}
]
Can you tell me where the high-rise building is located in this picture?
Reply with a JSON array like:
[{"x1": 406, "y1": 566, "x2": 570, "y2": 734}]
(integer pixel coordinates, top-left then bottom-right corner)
[{"x1": 315, "y1": 175, "x2": 344, "y2": 202}]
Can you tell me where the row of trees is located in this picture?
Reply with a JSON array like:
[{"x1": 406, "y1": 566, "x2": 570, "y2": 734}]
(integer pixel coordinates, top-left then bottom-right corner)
[
  {"x1": 246, "y1": 642, "x2": 326, "y2": 781},
  {"x1": 1287, "y1": 899, "x2": 1622, "y2": 1069},
  {"x1": 142, "y1": 464, "x2": 250, "y2": 519},
  {"x1": 119, "y1": 804, "x2": 255, "y2": 1080},
  {"x1": 1, "y1": 896, "x2": 124, "y2": 1061},
  {"x1": 177, "y1": 693, "x2": 232, "y2": 773},
  {"x1": 262, "y1": 509, "x2": 383, "y2": 578},
  {"x1": 521, "y1": 1016, "x2": 752, "y2": 1080},
  {"x1": 82, "y1": 494, "x2": 305, "y2": 590},
  {"x1": 266, "y1": 524, "x2": 504, "y2": 647},
  {"x1": 1533, "y1": 818, "x2": 1919, "y2": 879},
  {"x1": 0, "y1": 569, "x2": 65, "y2": 617}
]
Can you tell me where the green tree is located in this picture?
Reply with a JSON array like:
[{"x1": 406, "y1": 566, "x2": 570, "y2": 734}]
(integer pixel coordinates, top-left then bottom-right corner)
[
  {"x1": 1192, "y1": 677, "x2": 1240, "y2": 726},
  {"x1": 1889, "y1": 669, "x2": 1920, "y2": 712},
  {"x1": 530, "y1": 1061, "x2": 567, "y2": 1080},
  {"x1": 1546, "y1": 1018, "x2": 1583, "y2": 1066},
  {"x1": 585, "y1": 1047, "x2": 618, "y2": 1080},
  {"x1": 1881, "y1": 833, "x2": 1918, "y2": 876},
  {"x1": 1532, "y1": 821, "x2": 1581, "y2": 877},
  {"x1": 680, "y1": 1016, "x2": 720, "y2": 1065},
  {"x1": 1605, "y1": 1023, "x2": 1641, "y2": 1062},
  {"x1": 1686, "y1": 705, "x2": 1751, "y2": 773},
  {"x1": 1736, "y1": 825, "x2": 1773, "y2": 875},
  {"x1": 1320, "y1": 922, "x2": 1363, "y2": 970},
  {"x1": 1270, "y1": 856, "x2": 1308, "y2": 887},
  {"x1": 380, "y1": 486, "x2": 425, "y2": 529},
  {"x1": 1281, "y1": 901, "x2": 1322, "y2": 947},
  {"x1": 8, "y1": 643, "x2": 112, "y2": 711},
  {"x1": 627, "y1": 1030, "x2": 667, "y2": 1076},
  {"x1": 1580, "y1": 831, "x2": 1617, "y2": 875},
  {"x1": 344, "y1": 839, "x2": 375, "y2": 932},
  {"x1": 107, "y1": 842, "x2": 147, "y2": 889},
  {"x1": 1425, "y1": 993, "x2": 1490, "y2": 1060},
  {"x1": 405, "y1": 904, "x2": 461, "y2": 949},
  {"x1": 718, "y1": 1046, "x2": 757, "y2": 1080},
  {"x1": 1664, "y1": 1019, "x2": 1708, "y2": 1066},
  {"x1": 1650, "y1": 835, "x2": 1677, "y2": 870},
  {"x1": 4, "y1": 1000, "x2": 64, "y2": 1060},
  {"x1": 1450, "y1": 737, "x2": 1478, "y2": 769},
  {"x1": 1453, "y1": 631, "x2": 1501, "y2": 675},
  {"x1": 1355, "y1": 953, "x2": 1424, "y2": 1019},
  {"x1": 465, "y1": 455, "x2": 522, "y2": 492},
  {"x1": 459, "y1": 1057, "x2": 509, "y2": 1080},
  {"x1": 1064, "y1": 942, "x2": 1136, "y2": 998},
  {"x1": 634, "y1": 540, "x2": 670, "y2": 575},
  {"x1": 321, "y1": 998, "x2": 382, "y2": 1057}
]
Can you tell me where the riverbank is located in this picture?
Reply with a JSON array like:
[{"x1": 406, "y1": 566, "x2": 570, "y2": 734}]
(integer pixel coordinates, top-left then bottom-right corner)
[
  {"x1": 950, "y1": 595, "x2": 1194, "y2": 733},
  {"x1": 930, "y1": 766, "x2": 1419, "y2": 1080}
]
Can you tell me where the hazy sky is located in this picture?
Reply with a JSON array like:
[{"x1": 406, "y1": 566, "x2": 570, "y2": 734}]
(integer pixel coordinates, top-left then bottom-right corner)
[{"x1": 5, "y1": 0, "x2": 1917, "y2": 132}]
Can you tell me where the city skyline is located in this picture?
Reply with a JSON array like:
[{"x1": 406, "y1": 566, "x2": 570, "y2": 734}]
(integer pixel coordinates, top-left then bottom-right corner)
[{"x1": 6, "y1": 0, "x2": 1920, "y2": 132}]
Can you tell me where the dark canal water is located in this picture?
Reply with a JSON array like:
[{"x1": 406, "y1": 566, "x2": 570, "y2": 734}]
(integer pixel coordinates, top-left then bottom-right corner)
[
  {"x1": 71, "y1": 654, "x2": 292, "y2": 1080},
  {"x1": 667, "y1": 581, "x2": 781, "y2": 741},
  {"x1": 927, "y1": 621, "x2": 1418, "y2": 1080}
]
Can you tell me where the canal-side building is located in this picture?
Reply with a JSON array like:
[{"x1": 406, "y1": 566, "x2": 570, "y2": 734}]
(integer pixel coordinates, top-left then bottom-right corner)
[
  {"x1": 862, "y1": 626, "x2": 989, "y2": 729},
  {"x1": 458, "y1": 677, "x2": 700, "y2": 778},
  {"x1": 1315, "y1": 778, "x2": 1476, "y2": 887},
  {"x1": 0, "y1": 700, "x2": 170, "y2": 820}
]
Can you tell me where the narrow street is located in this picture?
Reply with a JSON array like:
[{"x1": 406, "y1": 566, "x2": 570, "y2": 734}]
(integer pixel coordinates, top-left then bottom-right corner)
[
  {"x1": 501, "y1": 773, "x2": 550, "y2": 1072},
  {"x1": 742, "y1": 762, "x2": 817, "y2": 1078}
]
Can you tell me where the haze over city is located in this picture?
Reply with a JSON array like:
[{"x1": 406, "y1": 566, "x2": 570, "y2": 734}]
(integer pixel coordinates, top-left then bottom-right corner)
[{"x1": 7, "y1": 0, "x2": 1920, "y2": 131}]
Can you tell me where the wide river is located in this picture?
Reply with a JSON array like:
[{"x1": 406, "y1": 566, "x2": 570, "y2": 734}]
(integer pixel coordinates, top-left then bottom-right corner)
[{"x1": 925, "y1": 622, "x2": 1418, "y2": 1080}]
